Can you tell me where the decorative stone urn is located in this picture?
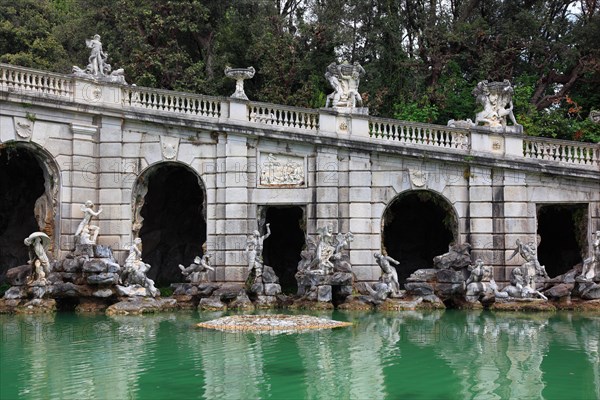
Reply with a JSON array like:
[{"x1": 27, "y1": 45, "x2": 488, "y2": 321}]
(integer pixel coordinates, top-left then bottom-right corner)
[{"x1": 225, "y1": 66, "x2": 256, "y2": 100}]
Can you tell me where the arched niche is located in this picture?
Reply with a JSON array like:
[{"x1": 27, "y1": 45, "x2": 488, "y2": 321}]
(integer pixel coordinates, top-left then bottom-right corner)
[
  {"x1": 0, "y1": 142, "x2": 60, "y2": 282},
  {"x1": 131, "y1": 162, "x2": 207, "y2": 286},
  {"x1": 381, "y1": 190, "x2": 458, "y2": 284}
]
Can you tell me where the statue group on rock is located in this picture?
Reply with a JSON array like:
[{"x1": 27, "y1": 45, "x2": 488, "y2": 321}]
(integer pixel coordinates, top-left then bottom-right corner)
[
  {"x1": 325, "y1": 61, "x2": 365, "y2": 108},
  {"x1": 72, "y1": 34, "x2": 127, "y2": 84}
]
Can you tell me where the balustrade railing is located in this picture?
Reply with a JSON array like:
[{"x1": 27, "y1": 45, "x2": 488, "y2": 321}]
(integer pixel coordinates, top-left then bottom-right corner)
[
  {"x1": 248, "y1": 103, "x2": 319, "y2": 131},
  {"x1": 3, "y1": 63, "x2": 600, "y2": 173},
  {"x1": 122, "y1": 86, "x2": 221, "y2": 118},
  {"x1": 523, "y1": 137, "x2": 599, "y2": 167},
  {"x1": 0, "y1": 63, "x2": 73, "y2": 98},
  {"x1": 369, "y1": 117, "x2": 471, "y2": 150}
]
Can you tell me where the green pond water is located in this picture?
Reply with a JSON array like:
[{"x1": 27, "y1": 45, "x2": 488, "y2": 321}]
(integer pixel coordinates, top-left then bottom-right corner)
[{"x1": 1, "y1": 310, "x2": 599, "y2": 400}]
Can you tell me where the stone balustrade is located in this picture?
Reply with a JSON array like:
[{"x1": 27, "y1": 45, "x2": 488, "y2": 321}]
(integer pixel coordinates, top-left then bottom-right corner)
[
  {"x1": 0, "y1": 63, "x2": 73, "y2": 99},
  {"x1": 247, "y1": 102, "x2": 319, "y2": 131},
  {"x1": 2, "y1": 63, "x2": 599, "y2": 171},
  {"x1": 122, "y1": 85, "x2": 221, "y2": 118},
  {"x1": 369, "y1": 117, "x2": 471, "y2": 151},
  {"x1": 523, "y1": 136, "x2": 599, "y2": 167}
]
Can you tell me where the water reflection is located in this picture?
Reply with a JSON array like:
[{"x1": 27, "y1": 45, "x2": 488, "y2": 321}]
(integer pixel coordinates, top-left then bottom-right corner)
[{"x1": 1, "y1": 311, "x2": 599, "y2": 399}]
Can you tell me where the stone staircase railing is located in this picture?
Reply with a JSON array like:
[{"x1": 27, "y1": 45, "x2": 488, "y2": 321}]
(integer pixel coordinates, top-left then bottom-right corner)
[
  {"x1": 523, "y1": 136, "x2": 600, "y2": 167},
  {"x1": 0, "y1": 63, "x2": 73, "y2": 99},
  {"x1": 369, "y1": 117, "x2": 471, "y2": 151},
  {"x1": 247, "y1": 102, "x2": 319, "y2": 131},
  {"x1": 122, "y1": 85, "x2": 221, "y2": 118}
]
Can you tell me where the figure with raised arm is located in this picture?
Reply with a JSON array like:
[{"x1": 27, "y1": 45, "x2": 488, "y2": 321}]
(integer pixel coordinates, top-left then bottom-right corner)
[
  {"x1": 246, "y1": 223, "x2": 271, "y2": 281},
  {"x1": 374, "y1": 252, "x2": 401, "y2": 297},
  {"x1": 75, "y1": 200, "x2": 103, "y2": 244}
]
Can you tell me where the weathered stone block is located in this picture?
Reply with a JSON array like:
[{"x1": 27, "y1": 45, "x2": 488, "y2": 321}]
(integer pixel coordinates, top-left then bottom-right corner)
[
  {"x1": 404, "y1": 282, "x2": 434, "y2": 296},
  {"x1": 544, "y1": 284, "x2": 573, "y2": 299},
  {"x1": 82, "y1": 259, "x2": 110, "y2": 273},
  {"x1": 198, "y1": 296, "x2": 227, "y2": 311},
  {"x1": 74, "y1": 244, "x2": 94, "y2": 257},
  {"x1": 6, "y1": 265, "x2": 32, "y2": 286},
  {"x1": 435, "y1": 269, "x2": 466, "y2": 283},
  {"x1": 93, "y1": 289, "x2": 114, "y2": 298},
  {"x1": 50, "y1": 283, "x2": 92, "y2": 297},
  {"x1": 62, "y1": 258, "x2": 82, "y2": 273},
  {"x1": 213, "y1": 283, "x2": 243, "y2": 300},
  {"x1": 338, "y1": 285, "x2": 353, "y2": 298},
  {"x1": 330, "y1": 272, "x2": 353, "y2": 286},
  {"x1": 4, "y1": 286, "x2": 28, "y2": 299},
  {"x1": 262, "y1": 266, "x2": 279, "y2": 283},
  {"x1": 250, "y1": 282, "x2": 264, "y2": 295},
  {"x1": 435, "y1": 283, "x2": 465, "y2": 299},
  {"x1": 87, "y1": 272, "x2": 119, "y2": 285},
  {"x1": 406, "y1": 269, "x2": 437, "y2": 282},
  {"x1": 264, "y1": 283, "x2": 281, "y2": 296},
  {"x1": 93, "y1": 245, "x2": 114, "y2": 259},
  {"x1": 318, "y1": 285, "x2": 332, "y2": 302},
  {"x1": 255, "y1": 295, "x2": 278, "y2": 308}
]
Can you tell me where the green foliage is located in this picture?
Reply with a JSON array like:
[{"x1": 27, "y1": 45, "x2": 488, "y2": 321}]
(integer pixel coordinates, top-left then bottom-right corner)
[
  {"x1": 159, "y1": 287, "x2": 173, "y2": 297},
  {"x1": 394, "y1": 98, "x2": 439, "y2": 124}
]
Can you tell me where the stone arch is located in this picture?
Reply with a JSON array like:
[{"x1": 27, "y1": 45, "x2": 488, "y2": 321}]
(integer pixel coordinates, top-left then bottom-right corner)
[
  {"x1": 0, "y1": 141, "x2": 61, "y2": 281},
  {"x1": 131, "y1": 161, "x2": 207, "y2": 286},
  {"x1": 381, "y1": 189, "x2": 458, "y2": 284}
]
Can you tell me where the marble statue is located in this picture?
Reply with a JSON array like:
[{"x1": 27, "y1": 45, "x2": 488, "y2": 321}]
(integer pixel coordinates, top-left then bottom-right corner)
[
  {"x1": 24, "y1": 232, "x2": 51, "y2": 283},
  {"x1": 121, "y1": 238, "x2": 158, "y2": 297},
  {"x1": 87, "y1": 34, "x2": 108, "y2": 76},
  {"x1": 465, "y1": 259, "x2": 507, "y2": 302},
  {"x1": 72, "y1": 34, "x2": 127, "y2": 84},
  {"x1": 75, "y1": 200, "x2": 102, "y2": 245},
  {"x1": 315, "y1": 224, "x2": 335, "y2": 274},
  {"x1": 502, "y1": 266, "x2": 548, "y2": 300},
  {"x1": 246, "y1": 223, "x2": 271, "y2": 281},
  {"x1": 580, "y1": 230, "x2": 600, "y2": 281},
  {"x1": 179, "y1": 254, "x2": 214, "y2": 284},
  {"x1": 507, "y1": 238, "x2": 549, "y2": 290},
  {"x1": 325, "y1": 61, "x2": 365, "y2": 108},
  {"x1": 301, "y1": 225, "x2": 354, "y2": 275},
  {"x1": 472, "y1": 80, "x2": 519, "y2": 128},
  {"x1": 295, "y1": 225, "x2": 354, "y2": 302},
  {"x1": 374, "y1": 253, "x2": 402, "y2": 298},
  {"x1": 224, "y1": 66, "x2": 255, "y2": 100}
]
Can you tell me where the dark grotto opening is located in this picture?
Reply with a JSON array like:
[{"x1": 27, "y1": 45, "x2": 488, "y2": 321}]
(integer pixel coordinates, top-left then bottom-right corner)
[
  {"x1": 537, "y1": 204, "x2": 587, "y2": 278},
  {"x1": 382, "y1": 191, "x2": 457, "y2": 284},
  {"x1": 262, "y1": 206, "x2": 305, "y2": 294},
  {"x1": 0, "y1": 147, "x2": 46, "y2": 283},
  {"x1": 138, "y1": 165, "x2": 206, "y2": 286}
]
